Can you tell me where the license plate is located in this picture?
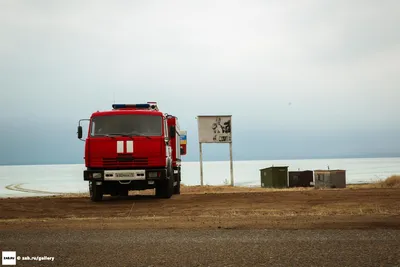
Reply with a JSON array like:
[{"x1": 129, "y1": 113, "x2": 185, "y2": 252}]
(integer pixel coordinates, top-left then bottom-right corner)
[{"x1": 115, "y1": 172, "x2": 135, "y2": 178}]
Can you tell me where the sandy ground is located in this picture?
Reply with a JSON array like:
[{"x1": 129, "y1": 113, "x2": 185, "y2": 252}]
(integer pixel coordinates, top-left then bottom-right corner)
[
  {"x1": 0, "y1": 187, "x2": 399, "y2": 230},
  {"x1": 1, "y1": 186, "x2": 399, "y2": 266}
]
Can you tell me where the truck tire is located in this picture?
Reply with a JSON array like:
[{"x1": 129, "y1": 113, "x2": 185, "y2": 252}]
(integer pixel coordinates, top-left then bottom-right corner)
[
  {"x1": 89, "y1": 181, "x2": 103, "y2": 202},
  {"x1": 173, "y1": 173, "x2": 181, "y2": 195},
  {"x1": 155, "y1": 166, "x2": 174, "y2": 198},
  {"x1": 173, "y1": 180, "x2": 181, "y2": 194},
  {"x1": 155, "y1": 177, "x2": 174, "y2": 198},
  {"x1": 119, "y1": 188, "x2": 129, "y2": 197}
]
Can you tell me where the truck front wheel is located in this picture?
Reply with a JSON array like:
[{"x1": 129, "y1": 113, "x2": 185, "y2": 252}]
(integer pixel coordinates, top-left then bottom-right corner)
[
  {"x1": 119, "y1": 188, "x2": 129, "y2": 197},
  {"x1": 89, "y1": 181, "x2": 103, "y2": 202},
  {"x1": 155, "y1": 177, "x2": 174, "y2": 198}
]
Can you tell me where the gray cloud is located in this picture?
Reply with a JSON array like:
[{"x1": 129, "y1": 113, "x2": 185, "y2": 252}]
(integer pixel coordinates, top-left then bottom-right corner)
[{"x1": 0, "y1": 0, "x2": 399, "y2": 163}]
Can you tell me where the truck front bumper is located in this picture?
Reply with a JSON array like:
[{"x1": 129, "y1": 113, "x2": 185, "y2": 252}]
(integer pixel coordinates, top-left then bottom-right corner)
[{"x1": 84, "y1": 169, "x2": 167, "y2": 181}]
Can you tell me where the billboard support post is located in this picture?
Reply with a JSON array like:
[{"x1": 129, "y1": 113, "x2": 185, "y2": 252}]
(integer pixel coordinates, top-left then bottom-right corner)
[
  {"x1": 199, "y1": 142, "x2": 204, "y2": 186},
  {"x1": 197, "y1": 115, "x2": 234, "y2": 186},
  {"x1": 229, "y1": 142, "x2": 234, "y2": 186}
]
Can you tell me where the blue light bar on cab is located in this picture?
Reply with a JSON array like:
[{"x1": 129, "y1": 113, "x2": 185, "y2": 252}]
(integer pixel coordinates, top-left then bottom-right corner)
[{"x1": 112, "y1": 104, "x2": 150, "y2": 109}]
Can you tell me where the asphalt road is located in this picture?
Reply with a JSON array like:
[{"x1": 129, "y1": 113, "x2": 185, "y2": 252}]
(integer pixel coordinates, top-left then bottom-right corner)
[{"x1": 1, "y1": 229, "x2": 399, "y2": 267}]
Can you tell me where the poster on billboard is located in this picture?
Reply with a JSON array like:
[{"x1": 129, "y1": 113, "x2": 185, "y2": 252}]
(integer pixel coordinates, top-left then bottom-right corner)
[{"x1": 197, "y1": 115, "x2": 232, "y2": 143}]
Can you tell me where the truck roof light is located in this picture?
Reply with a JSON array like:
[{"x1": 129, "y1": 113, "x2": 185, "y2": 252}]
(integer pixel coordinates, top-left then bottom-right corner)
[
  {"x1": 112, "y1": 102, "x2": 159, "y2": 111},
  {"x1": 112, "y1": 104, "x2": 151, "y2": 109}
]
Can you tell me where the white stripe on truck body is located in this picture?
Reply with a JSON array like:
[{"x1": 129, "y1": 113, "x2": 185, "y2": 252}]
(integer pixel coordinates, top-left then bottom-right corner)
[
  {"x1": 117, "y1": 141, "x2": 124, "y2": 153},
  {"x1": 126, "y1": 140, "x2": 134, "y2": 153}
]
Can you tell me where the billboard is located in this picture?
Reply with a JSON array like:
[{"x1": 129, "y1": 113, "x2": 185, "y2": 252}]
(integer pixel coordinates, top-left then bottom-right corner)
[{"x1": 197, "y1": 115, "x2": 232, "y2": 143}]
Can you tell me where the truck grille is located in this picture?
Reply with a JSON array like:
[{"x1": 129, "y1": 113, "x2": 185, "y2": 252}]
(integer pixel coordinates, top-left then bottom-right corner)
[{"x1": 102, "y1": 156, "x2": 149, "y2": 167}]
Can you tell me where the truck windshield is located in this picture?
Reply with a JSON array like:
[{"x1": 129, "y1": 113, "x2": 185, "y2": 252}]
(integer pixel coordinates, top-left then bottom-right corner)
[{"x1": 90, "y1": 114, "x2": 162, "y2": 137}]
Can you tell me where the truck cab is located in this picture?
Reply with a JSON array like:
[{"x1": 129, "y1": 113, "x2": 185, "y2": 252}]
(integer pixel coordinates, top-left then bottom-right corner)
[{"x1": 77, "y1": 102, "x2": 187, "y2": 201}]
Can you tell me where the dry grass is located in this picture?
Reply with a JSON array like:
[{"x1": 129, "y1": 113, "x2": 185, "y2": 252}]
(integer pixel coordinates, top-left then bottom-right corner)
[
  {"x1": 378, "y1": 175, "x2": 400, "y2": 188},
  {"x1": 179, "y1": 184, "x2": 312, "y2": 194},
  {"x1": 348, "y1": 175, "x2": 400, "y2": 189},
  {"x1": 181, "y1": 175, "x2": 400, "y2": 193}
]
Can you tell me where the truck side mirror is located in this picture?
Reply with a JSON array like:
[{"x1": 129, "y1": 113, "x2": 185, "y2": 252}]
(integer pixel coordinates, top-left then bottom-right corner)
[
  {"x1": 77, "y1": 126, "x2": 83, "y2": 139},
  {"x1": 169, "y1": 125, "x2": 176, "y2": 138}
]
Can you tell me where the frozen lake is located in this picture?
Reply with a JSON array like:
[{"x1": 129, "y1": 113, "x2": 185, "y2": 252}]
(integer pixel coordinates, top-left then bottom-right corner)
[{"x1": 1, "y1": 157, "x2": 399, "y2": 198}]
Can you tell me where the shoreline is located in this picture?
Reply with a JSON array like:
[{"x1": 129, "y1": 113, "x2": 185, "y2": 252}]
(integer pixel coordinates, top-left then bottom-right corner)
[{"x1": 0, "y1": 182, "x2": 389, "y2": 200}]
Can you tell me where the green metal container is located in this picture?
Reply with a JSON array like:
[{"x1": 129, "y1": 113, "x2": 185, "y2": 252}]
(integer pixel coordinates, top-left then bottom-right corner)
[{"x1": 260, "y1": 166, "x2": 288, "y2": 188}]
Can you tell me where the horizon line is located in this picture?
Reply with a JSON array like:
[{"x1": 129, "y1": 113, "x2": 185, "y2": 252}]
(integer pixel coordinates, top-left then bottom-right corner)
[{"x1": 1, "y1": 155, "x2": 400, "y2": 167}]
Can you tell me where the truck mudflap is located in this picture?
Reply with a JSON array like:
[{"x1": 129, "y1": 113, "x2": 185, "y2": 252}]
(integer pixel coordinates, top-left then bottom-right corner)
[{"x1": 84, "y1": 169, "x2": 167, "y2": 181}]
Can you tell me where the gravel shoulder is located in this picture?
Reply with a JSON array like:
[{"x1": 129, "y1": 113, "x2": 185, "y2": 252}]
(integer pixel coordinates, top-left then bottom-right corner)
[{"x1": 1, "y1": 229, "x2": 399, "y2": 267}]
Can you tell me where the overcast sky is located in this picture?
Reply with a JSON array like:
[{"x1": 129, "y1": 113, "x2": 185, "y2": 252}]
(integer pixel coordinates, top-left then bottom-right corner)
[{"x1": 1, "y1": 0, "x2": 399, "y2": 164}]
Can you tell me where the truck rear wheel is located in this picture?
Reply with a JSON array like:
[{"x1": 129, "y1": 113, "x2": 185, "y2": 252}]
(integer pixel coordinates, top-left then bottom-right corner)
[
  {"x1": 173, "y1": 178, "x2": 181, "y2": 195},
  {"x1": 89, "y1": 181, "x2": 103, "y2": 202}
]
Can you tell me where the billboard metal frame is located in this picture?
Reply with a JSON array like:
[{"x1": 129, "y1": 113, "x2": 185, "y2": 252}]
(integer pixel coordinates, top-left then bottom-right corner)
[{"x1": 196, "y1": 115, "x2": 234, "y2": 186}]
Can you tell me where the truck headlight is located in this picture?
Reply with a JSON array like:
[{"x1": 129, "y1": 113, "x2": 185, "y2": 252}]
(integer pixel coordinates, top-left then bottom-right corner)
[
  {"x1": 149, "y1": 172, "x2": 158, "y2": 178},
  {"x1": 93, "y1": 173, "x2": 102, "y2": 179}
]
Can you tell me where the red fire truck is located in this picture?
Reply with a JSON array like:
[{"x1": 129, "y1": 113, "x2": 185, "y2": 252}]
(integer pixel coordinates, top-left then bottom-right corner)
[{"x1": 77, "y1": 102, "x2": 187, "y2": 202}]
